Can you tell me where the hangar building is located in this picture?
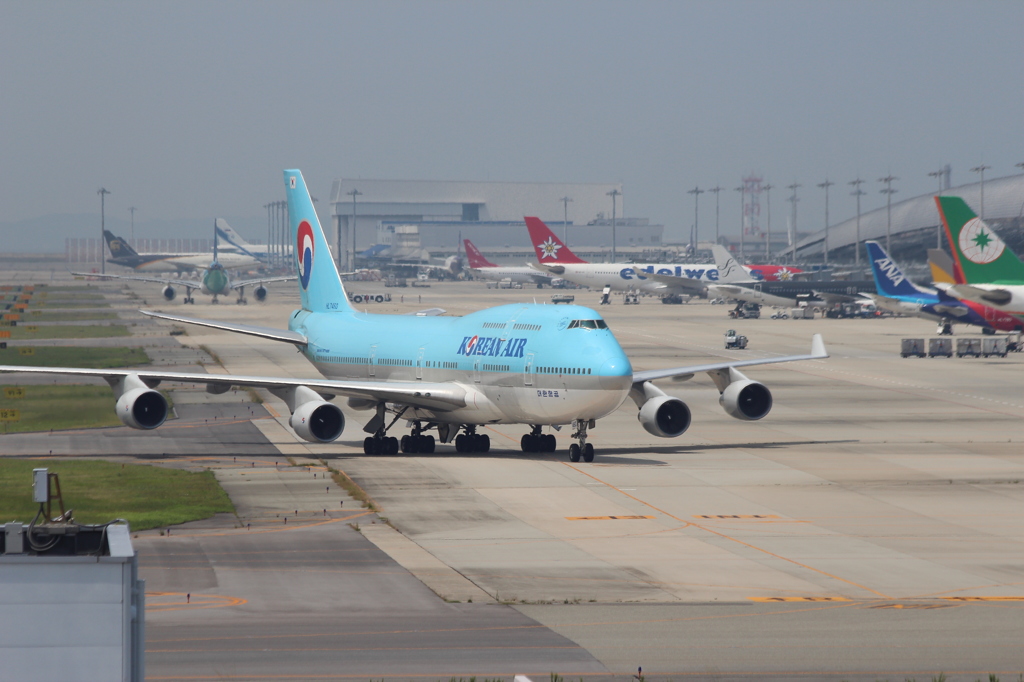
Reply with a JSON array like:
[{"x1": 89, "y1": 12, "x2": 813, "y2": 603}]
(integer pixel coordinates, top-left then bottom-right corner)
[{"x1": 329, "y1": 179, "x2": 664, "y2": 268}]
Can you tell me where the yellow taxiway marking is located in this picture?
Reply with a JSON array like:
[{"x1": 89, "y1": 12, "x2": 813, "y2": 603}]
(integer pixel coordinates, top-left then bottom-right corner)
[
  {"x1": 146, "y1": 592, "x2": 247, "y2": 612},
  {"x1": 566, "y1": 515, "x2": 655, "y2": 520},
  {"x1": 695, "y1": 514, "x2": 780, "y2": 519},
  {"x1": 944, "y1": 596, "x2": 1024, "y2": 601},
  {"x1": 749, "y1": 597, "x2": 851, "y2": 602}
]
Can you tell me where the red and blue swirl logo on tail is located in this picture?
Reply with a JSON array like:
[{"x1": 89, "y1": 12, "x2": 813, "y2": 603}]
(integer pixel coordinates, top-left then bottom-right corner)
[{"x1": 297, "y1": 220, "x2": 315, "y2": 290}]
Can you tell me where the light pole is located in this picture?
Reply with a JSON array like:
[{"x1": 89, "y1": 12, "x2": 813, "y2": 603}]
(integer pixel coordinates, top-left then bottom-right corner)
[
  {"x1": 734, "y1": 186, "x2": 745, "y2": 259},
  {"x1": 708, "y1": 186, "x2": 722, "y2": 244},
  {"x1": 762, "y1": 184, "x2": 773, "y2": 260},
  {"x1": 817, "y1": 178, "x2": 834, "y2": 266},
  {"x1": 347, "y1": 188, "x2": 362, "y2": 272},
  {"x1": 928, "y1": 168, "x2": 945, "y2": 247},
  {"x1": 687, "y1": 186, "x2": 703, "y2": 253},
  {"x1": 97, "y1": 187, "x2": 111, "y2": 273},
  {"x1": 878, "y1": 175, "x2": 898, "y2": 253},
  {"x1": 560, "y1": 196, "x2": 573, "y2": 244},
  {"x1": 970, "y1": 164, "x2": 991, "y2": 219},
  {"x1": 849, "y1": 179, "x2": 866, "y2": 268},
  {"x1": 128, "y1": 206, "x2": 137, "y2": 246},
  {"x1": 606, "y1": 189, "x2": 621, "y2": 262},
  {"x1": 786, "y1": 182, "x2": 800, "y2": 263}
]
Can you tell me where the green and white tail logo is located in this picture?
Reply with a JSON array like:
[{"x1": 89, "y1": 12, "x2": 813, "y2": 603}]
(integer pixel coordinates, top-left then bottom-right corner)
[{"x1": 958, "y1": 217, "x2": 1006, "y2": 264}]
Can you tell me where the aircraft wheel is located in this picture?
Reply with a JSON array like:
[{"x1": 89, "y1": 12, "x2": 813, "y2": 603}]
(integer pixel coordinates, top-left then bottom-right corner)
[
  {"x1": 400, "y1": 435, "x2": 414, "y2": 454},
  {"x1": 363, "y1": 437, "x2": 377, "y2": 455},
  {"x1": 582, "y1": 443, "x2": 595, "y2": 463},
  {"x1": 568, "y1": 444, "x2": 581, "y2": 462},
  {"x1": 420, "y1": 435, "x2": 435, "y2": 453},
  {"x1": 455, "y1": 434, "x2": 466, "y2": 453},
  {"x1": 386, "y1": 436, "x2": 399, "y2": 455},
  {"x1": 544, "y1": 434, "x2": 556, "y2": 452},
  {"x1": 520, "y1": 434, "x2": 534, "y2": 452},
  {"x1": 480, "y1": 434, "x2": 490, "y2": 453}
]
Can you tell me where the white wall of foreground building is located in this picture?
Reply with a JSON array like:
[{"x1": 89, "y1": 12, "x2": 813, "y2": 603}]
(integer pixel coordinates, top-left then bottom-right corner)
[{"x1": 0, "y1": 524, "x2": 144, "y2": 682}]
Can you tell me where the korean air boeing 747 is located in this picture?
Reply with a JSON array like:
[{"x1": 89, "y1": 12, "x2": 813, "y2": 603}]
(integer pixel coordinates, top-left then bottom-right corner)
[{"x1": 0, "y1": 170, "x2": 826, "y2": 462}]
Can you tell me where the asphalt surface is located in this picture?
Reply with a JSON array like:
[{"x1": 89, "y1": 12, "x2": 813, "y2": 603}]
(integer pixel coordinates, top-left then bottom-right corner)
[{"x1": 2, "y1": 273, "x2": 1024, "y2": 680}]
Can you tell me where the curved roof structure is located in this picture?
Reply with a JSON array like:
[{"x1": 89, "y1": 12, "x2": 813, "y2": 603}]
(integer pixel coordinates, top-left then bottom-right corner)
[{"x1": 777, "y1": 174, "x2": 1024, "y2": 264}]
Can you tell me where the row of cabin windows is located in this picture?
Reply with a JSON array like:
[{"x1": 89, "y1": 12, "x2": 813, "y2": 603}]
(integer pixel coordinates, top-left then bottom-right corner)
[
  {"x1": 538, "y1": 366, "x2": 591, "y2": 375},
  {"x1": 512, "y1": 323, "x2": 542, "y2": 331}
]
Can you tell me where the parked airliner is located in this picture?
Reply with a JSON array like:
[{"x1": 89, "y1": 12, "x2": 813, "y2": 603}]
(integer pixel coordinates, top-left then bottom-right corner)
[
  {"x1": 464, "y1": 238, "x2": 553, "y2": 287},
  {"x1": 1, "y1": 170, "x2": 826, "y2": 463}
]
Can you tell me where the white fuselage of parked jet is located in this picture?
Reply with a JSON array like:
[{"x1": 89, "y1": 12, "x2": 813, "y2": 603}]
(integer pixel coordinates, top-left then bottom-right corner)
[
  {"x1": 536, "y1": 262, "x2": 721, "y2": 295},
  {"x1": 470, "y1": 265, "x2": 552, "y2": 286}
]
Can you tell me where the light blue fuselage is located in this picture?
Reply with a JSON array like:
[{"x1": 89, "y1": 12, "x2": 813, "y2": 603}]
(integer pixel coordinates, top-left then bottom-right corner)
[{"x1": 289, "y1": 303, "x2": 633, "y2": 425}]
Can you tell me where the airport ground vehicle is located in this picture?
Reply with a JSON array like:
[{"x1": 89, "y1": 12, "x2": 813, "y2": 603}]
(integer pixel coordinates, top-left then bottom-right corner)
[
  {"x1": 725, "y1": 330, "x2": 749, "y2": 349},
  {"x1": 551, "y1": 294, "x2": 575, "y2": 304},
  {"x1": 901, "y1": 338, "x2": 926, "y2": 358}
]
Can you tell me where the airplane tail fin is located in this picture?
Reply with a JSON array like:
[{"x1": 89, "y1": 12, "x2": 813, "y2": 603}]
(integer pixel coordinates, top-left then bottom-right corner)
[
  {"x1": 524, "y1": 217, "x2": 587, "y2": 264},
  {"x1": 463, "y1": 239, "x2": 497, "y2": 268},
  {"x1": 710, "y1": 244, "x2": 749, "y2": 283},
  {"x1": 865, "y1": 241, "x2": 926, "y2": 297},
  {"x1": 284, "y1": 170, "x2": 353, "y2": 313},
  {"x1": 104, "y1": 230, "x2": 138, "y2": 258},
  {"x1": 215, "y1": 218, "x2": 263, "y2": 261},
  {"x1": 927, "y1": 248, "x2": 959, "y2": 285},
  {"x1": 936, "y1": 196, "x2": 1024, "y2": 284}
]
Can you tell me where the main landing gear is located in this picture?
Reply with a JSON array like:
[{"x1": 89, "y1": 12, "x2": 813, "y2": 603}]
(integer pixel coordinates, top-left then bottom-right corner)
[
  {"x1": 401, "y1": 421, "x2": 435, "y2": 454},
  {"x1": 521, "y1": 425, "x2": 556, "y2": 453},
  {"x1": 455, "y1": 426, "x2": 489, "y2": 453},
  {"x1": 568, "y1": 419, "x2": 595, "y2": 463}
]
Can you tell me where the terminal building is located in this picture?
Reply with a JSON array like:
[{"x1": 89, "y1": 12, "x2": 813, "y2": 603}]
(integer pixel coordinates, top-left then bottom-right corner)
[
  {"x1": 328, "y1": 179, "x2": 666, "y2": 269},
  {"x1": 777, "y1": 173, "x2": 1024, "y2": 266}
]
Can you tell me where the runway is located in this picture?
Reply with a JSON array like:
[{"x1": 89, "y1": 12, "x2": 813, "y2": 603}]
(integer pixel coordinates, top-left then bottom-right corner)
[{"x1": 3, "y1": 274, "x2": 1023, "y2": 679}]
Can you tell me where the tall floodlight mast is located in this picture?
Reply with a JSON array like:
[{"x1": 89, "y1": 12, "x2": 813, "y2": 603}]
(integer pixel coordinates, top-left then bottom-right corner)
[
  {"x1": 708, "y1": 186, "x2": 722, "y2": 243},
  {"x1": 970, "y1": 164, "x2": 991, "y2": 219},
  {"x1": 927, "y1": 168, "x2": 945, "y2": 248},
  {"x1": 97, "y1": 188, "x2": 111, "y2": 274},
  {"x1": 817, "y1": 178, "x2": 834, "y2": 266},
  {"x1": 849, "y1": 179, "x2": 866, "y2": 268},
  {"x1": 762, "y1": 184, "x2": 773, "y2": 260},
  {"x1": 560, "y1": 196, "x2": 573, "y2": 244},
  {"x1": 878, "y1": 175, "x2": 898, "y2": 252},
  {"x1": 687, "y1": 186, "x2": 703, "y2": 253},
  {"x1": 786, "y1": 182, "x2": 800, "y2": 264},
  {"x1": 347, "y1": 188, "x2": 362, "y2": 272},
  {"x1": 606, "y1": 189, "x2": 621, "y2": 263}
]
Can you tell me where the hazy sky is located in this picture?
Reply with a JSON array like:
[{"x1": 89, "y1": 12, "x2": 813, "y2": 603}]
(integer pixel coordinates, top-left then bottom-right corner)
[{"x1": 1, "y1": 0, "x2": 1021, "y2": 243}]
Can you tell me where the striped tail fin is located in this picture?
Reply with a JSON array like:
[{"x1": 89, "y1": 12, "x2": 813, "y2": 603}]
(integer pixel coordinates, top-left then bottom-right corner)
[{"x1": 284, "y1": 170, "x2": 353, "y2": 313}]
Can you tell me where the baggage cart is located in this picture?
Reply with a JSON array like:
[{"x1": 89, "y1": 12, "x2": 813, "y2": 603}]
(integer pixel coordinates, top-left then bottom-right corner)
[
  {"x1": 900, "y1": 338, "x2": 926, "y2": 358},
  {"x1": 956, "y1": 338, "x2": 982, "y2": 357},
  {"x1": 982, "y1": 337, "x2": 1008, "y2": 357},
  {"x1": 928, "y1": 338, "x2": 953, "y2": 358}
]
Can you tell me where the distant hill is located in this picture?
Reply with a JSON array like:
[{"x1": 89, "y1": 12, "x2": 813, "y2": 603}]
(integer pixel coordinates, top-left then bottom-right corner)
[{"x1": 0, "y1": 214, "x2": 268, "y2": 253}]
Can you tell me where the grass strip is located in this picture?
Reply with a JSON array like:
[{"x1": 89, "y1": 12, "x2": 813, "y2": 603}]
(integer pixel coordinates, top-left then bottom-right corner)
[
  {"x1": 0, "y1": 384, "x2": 123, "y2": 433},
  {"x1": 0, "y1": 346, "x2": 150, "y2": 368},
  {"x1": 7, "y1": 324, "x2": 129, "y2": 339},
  {"x1": 0, "y1": 458, "x2": 234, "y2": 531}
]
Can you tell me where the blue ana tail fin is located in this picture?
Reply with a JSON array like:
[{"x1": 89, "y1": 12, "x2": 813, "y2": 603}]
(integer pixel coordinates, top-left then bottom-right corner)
[
  {"x1": 865, "y1": 241, "x2": 925, "y2": 297},
  {"x1": 284, "y1": 170, "x2": 353, "y2": 313}
]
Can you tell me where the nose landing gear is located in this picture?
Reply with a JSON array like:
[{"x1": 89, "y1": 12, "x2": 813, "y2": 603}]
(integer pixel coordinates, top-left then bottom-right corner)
[{"x1": 568, "y1": 419, "x2": 595, "y2": 463}]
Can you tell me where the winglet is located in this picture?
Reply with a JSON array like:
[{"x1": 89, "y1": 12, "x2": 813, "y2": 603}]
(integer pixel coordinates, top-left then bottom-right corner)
[
  {"x1": 524, "y1": 217, "x2": 587, "y2": 264},
  {"x1": 811, "y1": 333, "x2": 827, "y2": 359}
]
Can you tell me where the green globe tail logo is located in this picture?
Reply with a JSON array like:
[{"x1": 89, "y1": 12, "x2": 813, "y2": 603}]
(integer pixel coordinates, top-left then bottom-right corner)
[{"x1": 958, "y1": 218, "x2": 1005, "y2": 264}]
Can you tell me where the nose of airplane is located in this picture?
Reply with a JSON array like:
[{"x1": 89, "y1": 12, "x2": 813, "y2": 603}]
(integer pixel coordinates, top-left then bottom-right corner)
[{"x1": 599, "y1": 354, "x2": 633, "y2": 390}]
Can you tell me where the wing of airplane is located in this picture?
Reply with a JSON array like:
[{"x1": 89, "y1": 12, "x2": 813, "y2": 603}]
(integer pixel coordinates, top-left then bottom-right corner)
[
  {"x1": 0, "y1": 365, "x2": 468, "y2": 413},
  {"x1": 72, "y1": 271, "x2": 202, "y2": 294},
  {"x1": 232, "y1": 275, "x2": 297, "y2": 290},
  {"x1": 628, "y1": 270, "x2": 709, "y2": 295},
  {"x1": 947, "y1": 284, "x2": 1013, "y2": 306},
  {"x1": 632, "y1": 334, "x2": 827, "y2": 384},
  {"x1": 141, "y1": 310, "x2": 308, "y2": 345}
]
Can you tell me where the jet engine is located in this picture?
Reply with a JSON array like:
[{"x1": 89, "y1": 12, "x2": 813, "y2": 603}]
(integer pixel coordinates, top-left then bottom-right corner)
[
  {"x1": 289, "y1": 400, "x2": 345, "y2": 443},
  {"x1": 115, "y1": 387, "x2": 168, "y2": 430},
  {"x1": 162, "y1": 285, "x2": 176, "y2": 301},
  {"x1": 254, "y1": 285, "x2": 267, "y2": 302},
  {"x1": 637, "y1": 394, "x2": 691, "y2": 438},
  {"x1": 719, "y1": 379, "x2": 772, "y2": 421}
]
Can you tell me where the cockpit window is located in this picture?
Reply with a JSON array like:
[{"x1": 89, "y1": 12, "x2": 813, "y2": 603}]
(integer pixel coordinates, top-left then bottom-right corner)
[{"x1": 567, "y1": 319, "x2": 608, "y2": 330}]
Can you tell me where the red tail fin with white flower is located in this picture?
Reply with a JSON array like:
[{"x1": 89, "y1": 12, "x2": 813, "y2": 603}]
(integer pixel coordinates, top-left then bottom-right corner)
[{"x1": 524, "y1": 217, "x2": 588, "y2": 264}]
